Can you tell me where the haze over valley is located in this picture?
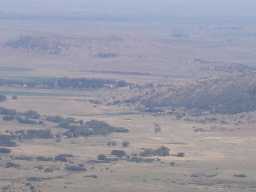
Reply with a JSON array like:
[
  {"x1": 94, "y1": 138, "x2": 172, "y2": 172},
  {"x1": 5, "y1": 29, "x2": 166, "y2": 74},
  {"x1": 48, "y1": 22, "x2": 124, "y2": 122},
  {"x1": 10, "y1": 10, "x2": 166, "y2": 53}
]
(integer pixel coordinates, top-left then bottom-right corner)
[{"x1": 0, "y1": 1, "x2": 256, "y2": 192}]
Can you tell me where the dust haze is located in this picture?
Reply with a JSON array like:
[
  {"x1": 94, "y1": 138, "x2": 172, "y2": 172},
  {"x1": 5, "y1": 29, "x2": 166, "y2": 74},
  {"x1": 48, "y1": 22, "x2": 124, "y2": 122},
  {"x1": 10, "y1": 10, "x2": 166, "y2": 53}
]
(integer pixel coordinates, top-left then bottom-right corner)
[
  {"x1": 1, "y1": 0, "x2": 256, "y2": 18},
  {"x1": 0, "y1": 1, "x2": 255, "y2": 192}
]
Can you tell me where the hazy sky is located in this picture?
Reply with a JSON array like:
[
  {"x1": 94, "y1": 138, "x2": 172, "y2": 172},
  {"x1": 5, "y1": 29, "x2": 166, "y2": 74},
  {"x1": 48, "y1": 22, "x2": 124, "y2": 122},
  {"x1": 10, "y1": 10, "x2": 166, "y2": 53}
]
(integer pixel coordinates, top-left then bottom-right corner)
[{"x1": 1, "y1": 0, "x2": 256, "y2": 18}]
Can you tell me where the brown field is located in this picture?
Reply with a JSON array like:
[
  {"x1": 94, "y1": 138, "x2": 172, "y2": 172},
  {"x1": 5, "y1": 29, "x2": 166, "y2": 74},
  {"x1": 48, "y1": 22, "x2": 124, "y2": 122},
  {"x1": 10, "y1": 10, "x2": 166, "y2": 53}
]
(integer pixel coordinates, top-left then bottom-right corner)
[{"x1": 0, "y1": 19, "x2": 255, "y2": 192}]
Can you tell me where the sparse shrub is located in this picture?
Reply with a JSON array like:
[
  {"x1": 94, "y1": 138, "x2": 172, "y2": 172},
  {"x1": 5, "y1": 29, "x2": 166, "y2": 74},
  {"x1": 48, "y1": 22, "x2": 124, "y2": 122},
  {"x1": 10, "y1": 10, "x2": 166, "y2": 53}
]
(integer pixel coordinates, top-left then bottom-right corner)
[
  {"x1": 44, "y1": 168, "x2": 54, "y2": 173},
  {"x1": 97, "y1": 154, "x2": 107, "y2": 161},
  {"x1": 107, "y1": 141, "x2": 117, "y2": 147},
  {"x1": 111, "y1": 150, "x2": 127, "y2": 158},
  {"x1": 128, "y1": 156, "x2": 155, "y2": 163},
  {"x1": 154, "y1": 146, "x2": 170, "y2": 156},
  {"x1": 22, "y1": 110, "x2": 40, "y2": 119},
  {"x1": 140, "y1": 146, "x2": 170, "y2": 157},
  {"x1": 46, "y1": 115, "x2": 66, "y2": 123},
  {"x1": 140, "y1": 148, "x2": 154, "y2": 157},
  {"x1": 0, "y1": 135, "x2": 16, "y2": 147},
  {"x1": 0, "y1": 95, "x2": 7, "y2": 102},
  {"x1": 122, "y1": 141, "x2": 130, "y2": 148},
  {"x1": 176, "y1": 152, "x2": 185, "y2": 157},
  {"x1": 58, "y1": 121, "x2": 73, "y2": 129},
  {"x1": 16, "y1": 116, "x2": 42, "y2": 124},
  {"x1": 84, "y1": 175, "x2": 98, "y2": 179},
  {"x1": 36, "y1": 156, "x2": 53, "y2": 161},
  {"x1": 63, "y1": 120, "x2": 129, "y2": 137},
  {"x1": 15, "y1": 129, "x2": 53, "y2": 140},
  {"x1": 0, "y1": 107, "x2": 16, "y2": 116},
  {"x1": 154, "y1": 123, "x2": 161, "y2": 134},
  {"x1": 54, "y1": 154, "x2": 73, "y2": 162},
  {"x1": 2, "y1": 115, "x2": 15, "y2": 121},
  {"x1": 27, "y1": 177, "x2": 42, "y2": 182},
  {"x1": 5, "y1": 162, "x2": 20, "y2": 168},
  {"x1": 13, "y1": 155, "x2": 34, "y2": 161},
  {"x1": 234, "y1": 174, "x2": 247, "y2": 178},
  {"x1": 65, "y1": 164, "x2": 87, "y2": 172},
  {"x1": 12, "y1": 95, "x2": 18, "y2": 100},
  {"x1": 0, "y1": 148, "x2": 11, "y2": 154},
  {"x1": 96, "y1": 52, "x2": 117, "y2": 59}
]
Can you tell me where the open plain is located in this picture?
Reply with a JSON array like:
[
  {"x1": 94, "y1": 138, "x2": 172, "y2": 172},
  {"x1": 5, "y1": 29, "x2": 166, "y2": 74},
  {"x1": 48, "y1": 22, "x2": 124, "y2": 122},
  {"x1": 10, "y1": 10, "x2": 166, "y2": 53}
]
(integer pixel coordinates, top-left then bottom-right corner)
[{"x1": 0, "y1": 18, "x2": 255, "y2": 192}]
